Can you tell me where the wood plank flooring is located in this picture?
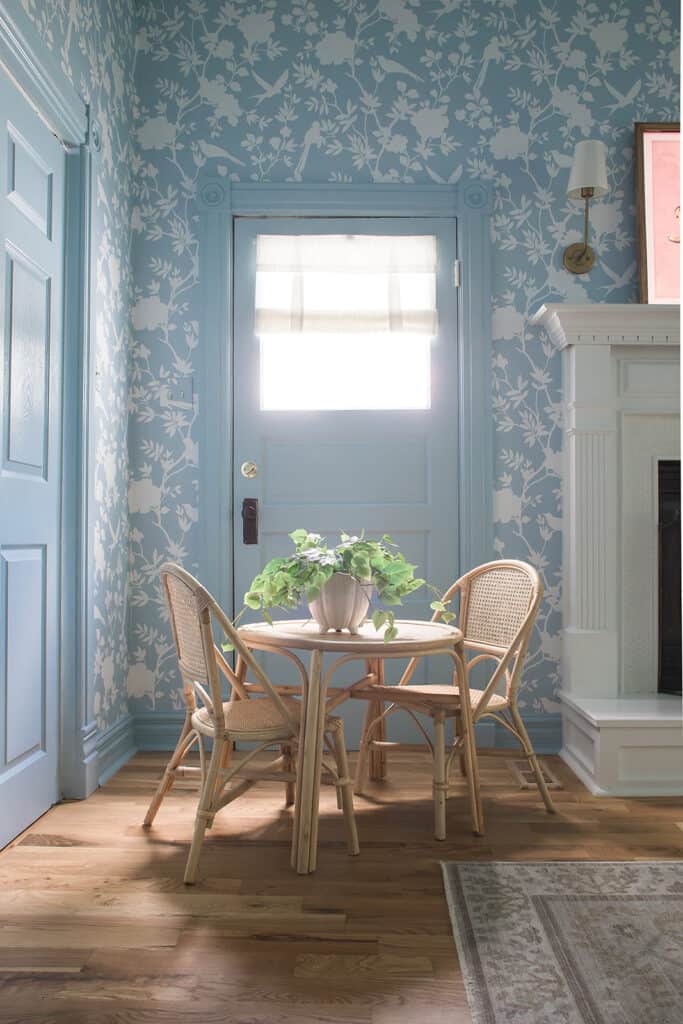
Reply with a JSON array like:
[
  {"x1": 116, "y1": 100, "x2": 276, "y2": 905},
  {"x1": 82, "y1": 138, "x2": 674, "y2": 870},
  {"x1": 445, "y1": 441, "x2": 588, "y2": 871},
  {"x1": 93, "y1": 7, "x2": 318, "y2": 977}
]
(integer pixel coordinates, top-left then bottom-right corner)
[{"x1": 0, "y1": 750, "x2": 681, "y2": 1023}]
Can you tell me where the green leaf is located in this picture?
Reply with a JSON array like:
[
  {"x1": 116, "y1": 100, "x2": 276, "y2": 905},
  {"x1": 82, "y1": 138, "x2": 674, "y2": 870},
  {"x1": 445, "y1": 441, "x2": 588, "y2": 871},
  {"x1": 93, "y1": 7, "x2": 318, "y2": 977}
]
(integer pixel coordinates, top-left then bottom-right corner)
[
  {"x1": 372, "y1": 610, "x2": 388, "y2": 631},
  {"x1": 221, "y1": 641, "x2": 234, "y2": 653},
  {"x1": 244, "y1": 591, "x2": 261, "y2": 610},
  {"x1": 383, "y1": 625, "x2": 398, "y2": 643},
  {"x1": 430, "y1": 600, "x2": 447, "y2": 612}
]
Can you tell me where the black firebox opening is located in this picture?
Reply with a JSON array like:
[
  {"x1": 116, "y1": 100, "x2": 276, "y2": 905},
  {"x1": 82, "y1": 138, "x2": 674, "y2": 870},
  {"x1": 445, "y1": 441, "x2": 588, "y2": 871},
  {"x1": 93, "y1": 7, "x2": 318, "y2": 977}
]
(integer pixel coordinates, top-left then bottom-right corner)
[{"x1": 658, "y1": 460, "x2": 682, "y2": 696}]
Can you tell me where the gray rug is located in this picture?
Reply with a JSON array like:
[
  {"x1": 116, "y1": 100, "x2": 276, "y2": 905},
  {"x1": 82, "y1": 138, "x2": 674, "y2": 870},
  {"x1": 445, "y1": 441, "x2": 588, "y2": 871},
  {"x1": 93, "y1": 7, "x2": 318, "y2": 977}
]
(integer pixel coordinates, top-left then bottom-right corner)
[{"x1": 441, "y1": 861, "x2": 683, "y2": 1024}]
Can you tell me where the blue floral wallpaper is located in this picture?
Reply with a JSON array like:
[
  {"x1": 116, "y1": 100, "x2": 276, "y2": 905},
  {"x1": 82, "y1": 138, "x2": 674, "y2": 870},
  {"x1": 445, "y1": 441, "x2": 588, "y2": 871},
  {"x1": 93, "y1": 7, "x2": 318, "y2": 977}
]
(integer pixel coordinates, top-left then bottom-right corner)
[
  {"x1": 128, "y1": 0, "x2": 679, "y2": 725},
  {"x1": 19, "y1": 0, "x2": 136, "y2": 729},
  {"x1": 14, "y1": 1, "x2": 681, "y2": 735}
]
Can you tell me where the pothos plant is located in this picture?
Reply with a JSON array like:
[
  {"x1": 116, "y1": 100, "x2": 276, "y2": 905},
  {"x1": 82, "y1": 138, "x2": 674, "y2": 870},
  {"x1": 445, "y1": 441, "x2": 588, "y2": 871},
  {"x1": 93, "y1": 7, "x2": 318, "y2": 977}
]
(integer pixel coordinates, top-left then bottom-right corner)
[{"x1": 243, "y1": 529, "x2": 455, "y2": 642}]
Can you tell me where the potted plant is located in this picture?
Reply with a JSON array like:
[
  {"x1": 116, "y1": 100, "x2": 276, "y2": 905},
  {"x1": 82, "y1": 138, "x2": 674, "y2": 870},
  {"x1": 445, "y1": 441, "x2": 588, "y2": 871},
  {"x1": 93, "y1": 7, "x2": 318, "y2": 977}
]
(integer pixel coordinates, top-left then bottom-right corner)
[{"x1": 243, "y1": 529, "x2": 450, "y2": 641}]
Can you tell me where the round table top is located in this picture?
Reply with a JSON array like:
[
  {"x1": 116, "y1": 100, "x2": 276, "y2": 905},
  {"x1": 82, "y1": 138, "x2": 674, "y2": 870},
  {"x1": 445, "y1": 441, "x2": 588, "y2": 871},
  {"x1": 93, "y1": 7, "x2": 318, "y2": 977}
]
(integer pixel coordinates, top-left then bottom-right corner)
[{"x1": 237, "y1": 618, "x2": 463, "y2": 655}]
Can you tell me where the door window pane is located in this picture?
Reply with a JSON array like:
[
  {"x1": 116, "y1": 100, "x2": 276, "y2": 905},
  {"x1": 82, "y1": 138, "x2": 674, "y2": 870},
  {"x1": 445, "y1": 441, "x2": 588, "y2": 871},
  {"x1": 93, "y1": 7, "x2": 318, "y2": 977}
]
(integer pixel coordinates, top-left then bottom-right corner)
[
  {"x1": 255, "y1": 233, "x2": 437, "y2": 411},
  {"x1": 260, "y1": 332, "x2": 431, "y2": 411}
]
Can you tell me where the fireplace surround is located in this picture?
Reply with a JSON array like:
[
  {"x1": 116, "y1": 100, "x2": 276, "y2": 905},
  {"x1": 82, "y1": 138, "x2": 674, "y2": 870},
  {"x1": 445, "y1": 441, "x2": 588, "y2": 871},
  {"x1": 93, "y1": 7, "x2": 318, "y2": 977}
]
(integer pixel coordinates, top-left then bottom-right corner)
[{"x1": 532, "y1": 303, "x2": 682, "y2": 796}]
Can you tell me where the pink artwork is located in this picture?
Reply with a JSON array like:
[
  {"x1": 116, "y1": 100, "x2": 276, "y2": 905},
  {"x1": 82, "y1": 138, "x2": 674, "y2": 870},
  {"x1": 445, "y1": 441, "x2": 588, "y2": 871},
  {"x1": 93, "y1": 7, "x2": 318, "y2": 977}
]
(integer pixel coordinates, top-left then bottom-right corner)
[{"x1": 636, "y1": 124, "x2": 680, "y2": 304}]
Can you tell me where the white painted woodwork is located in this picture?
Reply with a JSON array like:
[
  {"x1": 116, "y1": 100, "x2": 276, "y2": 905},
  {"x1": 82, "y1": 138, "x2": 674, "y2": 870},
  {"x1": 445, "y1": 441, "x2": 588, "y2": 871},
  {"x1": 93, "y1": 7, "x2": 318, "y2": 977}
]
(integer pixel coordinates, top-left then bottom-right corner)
[{"x1": 531, "y1": 302, "x2": 682, "y2": 796}]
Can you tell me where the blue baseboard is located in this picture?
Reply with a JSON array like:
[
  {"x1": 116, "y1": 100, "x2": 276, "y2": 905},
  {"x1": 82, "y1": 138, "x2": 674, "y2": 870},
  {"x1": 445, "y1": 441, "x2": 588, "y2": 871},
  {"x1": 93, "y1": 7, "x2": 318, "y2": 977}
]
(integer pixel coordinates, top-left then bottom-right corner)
[
  {"x1": 134, "y1": 710, "x2": 187, "y2": 751},
  {"x1": 131, "y1": 710, "x2": 562, "y2": 755},
  {"x1": 96, "y1": 713, "x2": 136, "y2": 785},
  {"x1": 482, "y1": 713, "x2": 562, "y2": 755}
]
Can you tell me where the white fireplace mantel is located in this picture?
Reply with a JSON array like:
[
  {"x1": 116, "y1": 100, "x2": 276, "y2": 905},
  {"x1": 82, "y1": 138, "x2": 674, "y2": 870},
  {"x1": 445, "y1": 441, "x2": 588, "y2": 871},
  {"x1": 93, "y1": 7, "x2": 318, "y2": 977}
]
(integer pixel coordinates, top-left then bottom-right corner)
[
  {"x1": 533, "y1": 302, "x2": 680, "y2": 350},
  {"x1": 532, "y1": 303, "x2": 682, "y2": 796}
]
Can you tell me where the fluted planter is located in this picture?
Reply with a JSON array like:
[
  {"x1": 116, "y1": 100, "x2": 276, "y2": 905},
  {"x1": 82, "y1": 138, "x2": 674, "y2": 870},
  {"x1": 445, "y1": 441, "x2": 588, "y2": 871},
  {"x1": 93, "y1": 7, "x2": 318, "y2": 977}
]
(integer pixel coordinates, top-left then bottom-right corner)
[{"x1": 308, "y1": 573, "x2": 372, "y2": 634}]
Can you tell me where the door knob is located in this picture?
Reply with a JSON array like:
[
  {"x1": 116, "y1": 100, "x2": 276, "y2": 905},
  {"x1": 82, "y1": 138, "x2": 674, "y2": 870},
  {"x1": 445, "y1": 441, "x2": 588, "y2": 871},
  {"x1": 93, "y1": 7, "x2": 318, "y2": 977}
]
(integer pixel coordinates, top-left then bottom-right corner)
[{"x1": 241, "y1": 461, "x2": 258, "y2": 479}]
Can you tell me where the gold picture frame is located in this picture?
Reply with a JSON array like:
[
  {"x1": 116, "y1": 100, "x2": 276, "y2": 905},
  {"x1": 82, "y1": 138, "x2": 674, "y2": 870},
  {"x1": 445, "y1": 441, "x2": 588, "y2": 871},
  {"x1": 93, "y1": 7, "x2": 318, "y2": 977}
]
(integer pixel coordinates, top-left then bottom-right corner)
[{"x1": 635, "y1": 121, "x2": 680, "y2": 303}]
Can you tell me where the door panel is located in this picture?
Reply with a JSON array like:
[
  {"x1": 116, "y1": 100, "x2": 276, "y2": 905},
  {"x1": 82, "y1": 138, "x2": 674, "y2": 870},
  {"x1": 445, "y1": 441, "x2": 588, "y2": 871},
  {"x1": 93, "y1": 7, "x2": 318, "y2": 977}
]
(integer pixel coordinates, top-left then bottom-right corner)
[
  {"x1": 0, "y1": 72, "x2": 64, "y2": 847},
  {"x1": 233, "y1": 218, "x2": 459, "y2": 744}
]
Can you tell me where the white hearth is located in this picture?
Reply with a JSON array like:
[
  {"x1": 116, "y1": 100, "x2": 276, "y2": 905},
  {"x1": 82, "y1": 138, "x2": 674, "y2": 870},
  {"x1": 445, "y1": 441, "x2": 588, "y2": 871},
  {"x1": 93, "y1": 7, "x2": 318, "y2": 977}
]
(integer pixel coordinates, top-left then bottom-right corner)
[{"x1": 532, "y1": 303, "x2": 683, "y2": 796}]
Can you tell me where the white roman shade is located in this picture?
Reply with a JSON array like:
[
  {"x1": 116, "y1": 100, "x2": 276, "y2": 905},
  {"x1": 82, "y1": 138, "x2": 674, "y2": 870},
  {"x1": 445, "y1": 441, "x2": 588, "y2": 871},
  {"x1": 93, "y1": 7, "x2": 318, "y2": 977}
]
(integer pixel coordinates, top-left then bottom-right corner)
[{"x1": 254, "y1": 233, "x2": 438, "y2": 336}]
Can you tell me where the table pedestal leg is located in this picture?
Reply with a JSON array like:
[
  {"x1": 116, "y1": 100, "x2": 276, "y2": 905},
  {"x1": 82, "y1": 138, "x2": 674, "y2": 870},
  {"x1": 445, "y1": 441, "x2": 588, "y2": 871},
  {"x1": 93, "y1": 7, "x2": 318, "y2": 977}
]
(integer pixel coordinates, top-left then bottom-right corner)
[{"x1": 291, "y1": 649, "x2": 326, "y2": 874}]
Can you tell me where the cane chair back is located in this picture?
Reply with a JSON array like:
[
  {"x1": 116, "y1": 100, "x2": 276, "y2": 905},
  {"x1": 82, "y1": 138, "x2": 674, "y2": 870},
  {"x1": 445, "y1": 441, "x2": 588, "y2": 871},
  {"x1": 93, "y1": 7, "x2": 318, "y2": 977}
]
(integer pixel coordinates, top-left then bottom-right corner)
[
  {"x1": 439, "y1": 560, "x2": 542, "y2": 713},
  {"x1": 161, "y1": 563, "x2": 298, "y2": 735}
]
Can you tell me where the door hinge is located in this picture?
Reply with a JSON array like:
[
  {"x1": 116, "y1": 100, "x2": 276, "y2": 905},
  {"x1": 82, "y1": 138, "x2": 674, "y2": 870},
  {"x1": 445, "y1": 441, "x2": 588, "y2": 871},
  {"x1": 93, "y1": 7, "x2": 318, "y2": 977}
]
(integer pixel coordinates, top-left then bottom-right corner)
[{"x1": 453, "y1": 259, "x2": 462, "y2": 287}]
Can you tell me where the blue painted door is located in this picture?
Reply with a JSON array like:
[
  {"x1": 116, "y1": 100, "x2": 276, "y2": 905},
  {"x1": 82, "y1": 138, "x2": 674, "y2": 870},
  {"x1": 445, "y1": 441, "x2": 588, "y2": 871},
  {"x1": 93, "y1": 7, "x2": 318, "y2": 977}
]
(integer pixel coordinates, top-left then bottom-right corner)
[
  {"x1": 0, "y1": 72, "x2": 65, "y2": 846},
  {"x1": 233, "y1": 218, "x2": 459, "y2": 744}
]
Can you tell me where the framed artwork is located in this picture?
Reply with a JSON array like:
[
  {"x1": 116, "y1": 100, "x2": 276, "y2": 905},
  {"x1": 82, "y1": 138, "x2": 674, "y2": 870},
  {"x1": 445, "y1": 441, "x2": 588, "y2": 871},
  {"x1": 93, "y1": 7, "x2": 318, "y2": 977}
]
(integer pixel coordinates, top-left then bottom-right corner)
[{"x1": 635, "y1": 122, "x2": 680, "y2": 304}]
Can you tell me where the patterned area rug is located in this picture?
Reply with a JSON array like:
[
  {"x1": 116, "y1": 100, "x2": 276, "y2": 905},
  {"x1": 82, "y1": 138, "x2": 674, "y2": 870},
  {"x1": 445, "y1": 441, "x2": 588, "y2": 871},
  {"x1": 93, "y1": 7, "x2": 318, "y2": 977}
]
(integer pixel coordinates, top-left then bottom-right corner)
[{"x1": 441, "y1": 861, "x2": 683, "y2": 1024}]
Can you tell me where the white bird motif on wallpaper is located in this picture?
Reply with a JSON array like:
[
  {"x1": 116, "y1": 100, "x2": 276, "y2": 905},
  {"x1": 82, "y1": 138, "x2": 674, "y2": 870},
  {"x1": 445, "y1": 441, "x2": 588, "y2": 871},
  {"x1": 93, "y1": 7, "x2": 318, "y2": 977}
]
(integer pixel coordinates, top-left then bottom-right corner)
[
  {"x1": 601, "y1": 261, "x2": 637, "y2": 295},
  {"x1": 252, "y1": 70, "x2": 289, "y2": 104},
  {"x1": 603, "y1": 79, "x2": 641, "y2": 113},
  {"x1": 193, "y1": 139, "x2": 245, "y2": 165},
  {"x1": 376, "y1": 56, "x2": 423, "y2": 81},
  {"x1": 294, "y1": 122, "x2": 322, "y2": 181},
  {"x1": 473, "y1": 39, "x2": 503, "y2": 96}
]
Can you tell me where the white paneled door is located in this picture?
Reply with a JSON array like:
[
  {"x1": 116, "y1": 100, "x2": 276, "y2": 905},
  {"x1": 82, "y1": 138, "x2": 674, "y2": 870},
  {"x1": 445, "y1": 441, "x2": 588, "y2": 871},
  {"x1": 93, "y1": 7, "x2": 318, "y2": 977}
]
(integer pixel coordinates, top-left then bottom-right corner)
[
  {"x1": 233, "y1": 218, "x2": 460, "y2": 744},
  {"x1": 0, "y1": 71, "x2": 65, "y2": 846}
]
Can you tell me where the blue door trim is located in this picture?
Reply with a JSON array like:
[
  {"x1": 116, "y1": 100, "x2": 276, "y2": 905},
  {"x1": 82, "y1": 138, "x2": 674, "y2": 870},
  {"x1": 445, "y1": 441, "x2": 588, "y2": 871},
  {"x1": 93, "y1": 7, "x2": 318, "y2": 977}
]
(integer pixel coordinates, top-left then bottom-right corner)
[
  {"x1": 60, "y1": 141, "x2": 104, "y2": 798},
  {"x1": 195, "y1": 177, "x2": 494, "y2": 616},
  {"x1": 0, "y1": 8, "x2": 107, "y2": 799},
  {"x1": 0, "y1": 2, "x2": 87, "y2": 144}
]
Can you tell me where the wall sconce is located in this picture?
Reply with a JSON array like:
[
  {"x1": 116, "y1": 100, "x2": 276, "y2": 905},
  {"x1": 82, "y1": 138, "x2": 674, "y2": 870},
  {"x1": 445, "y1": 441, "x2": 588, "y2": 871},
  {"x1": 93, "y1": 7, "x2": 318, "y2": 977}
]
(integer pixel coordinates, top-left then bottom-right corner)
[{"x1": 563, "y1": 139, "x2": 608, "y2": 274}]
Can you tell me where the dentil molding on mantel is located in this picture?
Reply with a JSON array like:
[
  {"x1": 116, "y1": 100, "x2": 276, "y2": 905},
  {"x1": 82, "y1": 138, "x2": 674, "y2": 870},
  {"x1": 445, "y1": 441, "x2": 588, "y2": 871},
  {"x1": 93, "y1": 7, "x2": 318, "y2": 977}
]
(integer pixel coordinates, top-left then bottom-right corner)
[{"x1": 531, "y1": 303, "x2": 680, "y2": 349}]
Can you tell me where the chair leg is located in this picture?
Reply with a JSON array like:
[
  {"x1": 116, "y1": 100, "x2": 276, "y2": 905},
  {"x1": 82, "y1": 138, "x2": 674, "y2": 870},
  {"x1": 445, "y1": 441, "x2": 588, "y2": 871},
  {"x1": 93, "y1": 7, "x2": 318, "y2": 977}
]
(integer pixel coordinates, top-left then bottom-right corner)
[
  {"x1": 184, "y1": 735, "x2": 225, "y2": 885},
  {"x1": 354, "y1": 700, "x2": 378, "y2": 795},
  {"x1": 454, "y1": 712, "x2": 467, "y2": 778},
  {"x1": 207, "y1": 739, "x2": 233, "y2": 828},
  {"x1": 510, "y1": 704, "x2": 556, "y2": 814},
  {"x1": 331, "y1": 721, "x2": 359, "y2": 856},
  {"x1": 143, "y1": 712, "x2": 194, "y2": 827},
  {"x1": 282, "y1": 743, "x2": 295, "y2": 807},
  {"x1": 433, "y1": 710, "x2": 447, "y2": 841}
]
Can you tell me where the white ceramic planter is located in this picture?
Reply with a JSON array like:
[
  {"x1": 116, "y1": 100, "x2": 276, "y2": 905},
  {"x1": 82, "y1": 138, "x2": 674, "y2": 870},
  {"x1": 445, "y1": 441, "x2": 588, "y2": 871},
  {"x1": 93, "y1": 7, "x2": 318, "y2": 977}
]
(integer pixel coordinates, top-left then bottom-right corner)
[{"x1": 308, "y1": 573, "x2": 371, "y2": 634}]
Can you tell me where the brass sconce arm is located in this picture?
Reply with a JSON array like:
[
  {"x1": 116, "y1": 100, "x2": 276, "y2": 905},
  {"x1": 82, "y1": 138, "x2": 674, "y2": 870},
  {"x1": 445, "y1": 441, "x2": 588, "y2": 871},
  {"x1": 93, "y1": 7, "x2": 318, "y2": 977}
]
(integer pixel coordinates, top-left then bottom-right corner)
[{"x1": 563, "y1": 186, "x2": 596, "y2": 275}]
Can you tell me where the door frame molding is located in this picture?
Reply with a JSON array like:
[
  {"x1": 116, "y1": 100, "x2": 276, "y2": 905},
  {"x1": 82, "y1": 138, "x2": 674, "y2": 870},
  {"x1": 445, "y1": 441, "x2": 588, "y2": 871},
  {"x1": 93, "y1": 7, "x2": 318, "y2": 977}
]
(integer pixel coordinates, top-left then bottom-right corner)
[
  {"x1": 195, "y1": 178, "x2": 493, "y2": 617},
  {"x1": 0, "y1": 2, "x2": 98, "y2": 799}
]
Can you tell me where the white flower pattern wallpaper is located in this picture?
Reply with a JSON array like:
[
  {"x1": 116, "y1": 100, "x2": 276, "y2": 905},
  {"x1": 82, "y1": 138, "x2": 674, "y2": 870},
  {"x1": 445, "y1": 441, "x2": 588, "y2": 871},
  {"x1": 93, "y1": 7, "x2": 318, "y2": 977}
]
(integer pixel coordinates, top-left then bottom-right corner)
[
  {"x1": 129, "y1": 0, "x2": 679, "y2": 726},
  {"x1": 17, "y1": 1, "x2": 681, "y2": 735}
]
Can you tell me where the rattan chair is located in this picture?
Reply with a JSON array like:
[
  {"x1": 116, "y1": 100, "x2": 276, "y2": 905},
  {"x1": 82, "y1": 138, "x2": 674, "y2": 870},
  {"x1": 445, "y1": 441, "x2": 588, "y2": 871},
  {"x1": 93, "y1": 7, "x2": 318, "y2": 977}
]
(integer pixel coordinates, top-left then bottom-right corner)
[
  {"x1": 352, "y1": 560, "x2": 555, "y2": 839},
  {"x1": 143, "y1": 563, "x2": 359, "y2": 883}
]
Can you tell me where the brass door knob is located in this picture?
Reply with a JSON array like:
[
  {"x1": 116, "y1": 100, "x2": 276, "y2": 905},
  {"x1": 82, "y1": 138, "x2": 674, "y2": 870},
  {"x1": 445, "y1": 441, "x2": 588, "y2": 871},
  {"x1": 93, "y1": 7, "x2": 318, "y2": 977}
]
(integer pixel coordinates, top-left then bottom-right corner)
[{"x1": 241, "y1": 460, "x2": 258, "y2": 479}]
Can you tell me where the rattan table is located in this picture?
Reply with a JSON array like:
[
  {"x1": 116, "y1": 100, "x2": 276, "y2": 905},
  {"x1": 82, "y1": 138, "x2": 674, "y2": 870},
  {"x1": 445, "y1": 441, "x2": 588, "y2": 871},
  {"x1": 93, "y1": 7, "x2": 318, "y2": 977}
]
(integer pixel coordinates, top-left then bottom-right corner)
[{"x1": 237, "y1": 618, "x2": 477, "y2": 874}]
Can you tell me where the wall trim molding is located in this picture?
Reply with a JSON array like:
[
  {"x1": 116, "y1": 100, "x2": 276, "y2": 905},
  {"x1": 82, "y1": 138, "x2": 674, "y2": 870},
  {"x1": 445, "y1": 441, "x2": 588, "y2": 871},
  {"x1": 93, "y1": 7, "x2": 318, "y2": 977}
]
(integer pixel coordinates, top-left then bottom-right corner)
[
  {"x1": 130, "y1": 710, "x2": 561, "y2": 756},
  {"x1": 0, "y1": 1, "x2": 87, "y2": 145},
  {"x1": 60, "y1": 144, "x2": 98, "y2": 799},
  {"x1": 134, "y1": 711, "x2": 188, "y2": 751},
  {"x1": 195, "y1": 177, "x2": 494, "y2": 613},
  {"x1": 96, "y1": 714, "x2": 136, "y2": 786}
]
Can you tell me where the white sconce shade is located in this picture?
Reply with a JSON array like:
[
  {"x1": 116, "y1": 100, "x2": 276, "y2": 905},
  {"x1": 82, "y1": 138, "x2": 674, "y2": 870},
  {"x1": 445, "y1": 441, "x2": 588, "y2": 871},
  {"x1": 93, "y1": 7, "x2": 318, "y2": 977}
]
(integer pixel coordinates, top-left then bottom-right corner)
[{"x1": 567, "y1": 139, "x2": 609, "y2": 198}]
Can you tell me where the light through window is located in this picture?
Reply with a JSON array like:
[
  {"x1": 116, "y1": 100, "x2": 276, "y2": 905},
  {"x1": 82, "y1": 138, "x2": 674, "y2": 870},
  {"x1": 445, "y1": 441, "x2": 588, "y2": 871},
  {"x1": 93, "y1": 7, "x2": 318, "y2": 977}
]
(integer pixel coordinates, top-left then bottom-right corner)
[{"x1": 255, "y1": 233, "x2": 438, "y2": 411}]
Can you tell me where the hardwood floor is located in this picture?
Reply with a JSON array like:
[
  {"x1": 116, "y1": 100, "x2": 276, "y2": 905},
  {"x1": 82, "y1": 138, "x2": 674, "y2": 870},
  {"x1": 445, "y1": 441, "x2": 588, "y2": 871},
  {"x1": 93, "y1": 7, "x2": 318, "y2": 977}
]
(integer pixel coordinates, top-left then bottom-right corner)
[{"x1": 0, "y1": 750, "x2": 681, "y2": 1023}]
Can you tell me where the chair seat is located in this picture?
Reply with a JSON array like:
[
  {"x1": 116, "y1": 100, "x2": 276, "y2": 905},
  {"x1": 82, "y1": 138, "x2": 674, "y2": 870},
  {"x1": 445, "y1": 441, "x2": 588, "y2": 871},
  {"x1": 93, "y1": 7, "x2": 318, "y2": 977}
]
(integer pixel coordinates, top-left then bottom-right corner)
[
  {"x1": 192, "y1": 696, "x2": 301, "y2": 740},
  {"x1": 353, "y1": 683, "x2": 509, "y2": 713}
]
